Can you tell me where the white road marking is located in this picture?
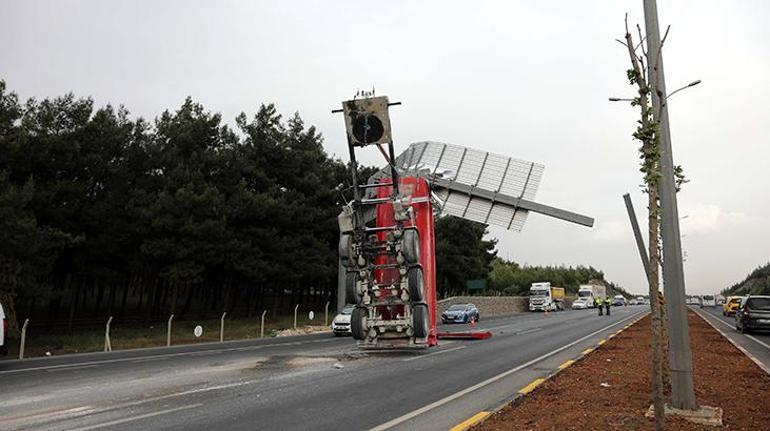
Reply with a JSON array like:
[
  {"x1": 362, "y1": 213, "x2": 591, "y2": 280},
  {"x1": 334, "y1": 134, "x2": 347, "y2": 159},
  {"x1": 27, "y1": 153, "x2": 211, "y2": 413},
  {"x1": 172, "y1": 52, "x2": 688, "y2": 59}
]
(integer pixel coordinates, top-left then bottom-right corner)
[
  {"x1": 516, "y1": 327, "x2": 543, "y2": 335},
  {"x1": 0, "y1": 405, "x2": 96, "y2": 425},
  {"x1": 402, "y1": 346, "x2": 466, "y2": 362},
  {"x1": 45, "y1": 365, "x2": 98, "y2": 372},
  {"x1": 64, "y1": 403, "x2": 202, "y2": 431},
  {"x1": 369, "y1": 311, "x2": 645, "y2": 431},
  {"x1": 747, "y1": 335, "x2": 770, "y2": 350}
]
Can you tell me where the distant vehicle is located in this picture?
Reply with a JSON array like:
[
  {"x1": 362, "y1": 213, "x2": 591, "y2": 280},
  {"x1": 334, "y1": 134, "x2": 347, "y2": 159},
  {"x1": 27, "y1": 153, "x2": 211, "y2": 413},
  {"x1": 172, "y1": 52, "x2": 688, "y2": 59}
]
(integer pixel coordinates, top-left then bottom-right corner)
[
  {"x1": 723, "y1": 296, "x2": 743, "y2": 316},
  {"x1": 529, "y1": 282, "x2": 565, "y2": 312},
  {"x1": 701, "y1": 295, "x2": 717, "y2": 307},
  {"x1": 572, "y1": 297, "x2": 590, "y2": 310},
  {"x1": 612, "y1": 295, "x2": 626, "y2": 306},
  {"x1": 735, "y1": 296, "x2": 770, "y2": 334},
  {"x1": 716, "y1": 295, "x2": 726, "y2": 305},
  {"x1": 686, "y1": 296, "x2": 701, "y2": 306},
  {"x1": 629, "y1": 298, "x2": 639, "y2": 306},
  {"x1": 331, "y1": 305, "x2": 355, "y2": 336},
  {"x1": 577, "y1": 284, "x2": 606, "y2": 308},
  {"x1": 441, "y1": 303, "x2": 479, "y2": 324},
  {"x1": 0, "y1": 301, "x2": 6, "y2": 356}
]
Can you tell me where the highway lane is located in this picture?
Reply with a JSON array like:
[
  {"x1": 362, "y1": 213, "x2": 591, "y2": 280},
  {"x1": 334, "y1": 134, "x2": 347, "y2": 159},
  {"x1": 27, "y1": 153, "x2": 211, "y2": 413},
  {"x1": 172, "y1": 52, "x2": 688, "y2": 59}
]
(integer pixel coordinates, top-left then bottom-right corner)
[
  {"x1": 693, "y1": 306, "x2": 770, "y2": 373},
  {"x1": 0, "y1": 307, "x2": 645, "y2": 431}
]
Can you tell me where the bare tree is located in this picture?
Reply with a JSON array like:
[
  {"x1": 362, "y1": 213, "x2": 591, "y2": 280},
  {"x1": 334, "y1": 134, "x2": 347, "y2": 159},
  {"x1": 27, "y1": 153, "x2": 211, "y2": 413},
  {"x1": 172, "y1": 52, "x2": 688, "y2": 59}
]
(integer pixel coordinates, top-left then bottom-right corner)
[{"x1": 616, "y1": 15, "x2": 666, "y2": 430}]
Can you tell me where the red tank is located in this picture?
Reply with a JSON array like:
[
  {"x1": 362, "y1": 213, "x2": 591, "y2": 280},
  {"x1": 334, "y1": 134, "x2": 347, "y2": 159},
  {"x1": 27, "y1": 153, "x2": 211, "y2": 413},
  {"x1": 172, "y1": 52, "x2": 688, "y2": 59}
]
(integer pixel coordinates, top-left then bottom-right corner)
[{"x1": 373, "y1": 176, "x2": 438, "y2": 347}]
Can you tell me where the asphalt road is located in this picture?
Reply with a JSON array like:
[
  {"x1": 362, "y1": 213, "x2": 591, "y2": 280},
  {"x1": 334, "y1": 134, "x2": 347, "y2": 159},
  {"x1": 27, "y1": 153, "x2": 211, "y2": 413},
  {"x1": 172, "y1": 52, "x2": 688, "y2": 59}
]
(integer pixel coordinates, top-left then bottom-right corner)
[
  {"x1": 693, "y1": 305, "x2": 770, "y2": 373},
  {"x1": 0, "y1": 306, "x2": 645, "y2": 431}
]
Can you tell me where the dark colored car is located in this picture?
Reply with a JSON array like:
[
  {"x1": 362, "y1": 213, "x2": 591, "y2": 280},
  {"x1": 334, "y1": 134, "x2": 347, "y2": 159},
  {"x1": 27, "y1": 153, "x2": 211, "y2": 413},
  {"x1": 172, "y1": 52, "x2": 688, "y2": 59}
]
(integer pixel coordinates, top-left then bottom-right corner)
[
  {"x1": 441, "y1": 303, "x2": 479, "y2": 324},
  {"x1": 735, "y1": 295, "x2": 770, "y2": 334}
]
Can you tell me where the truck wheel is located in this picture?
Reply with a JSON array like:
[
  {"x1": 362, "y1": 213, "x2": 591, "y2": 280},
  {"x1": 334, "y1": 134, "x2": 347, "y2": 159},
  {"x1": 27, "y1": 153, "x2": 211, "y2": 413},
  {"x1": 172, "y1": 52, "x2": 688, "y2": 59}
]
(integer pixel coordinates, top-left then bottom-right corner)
[
  {"x1": 413, "y1": 303, "x2": 429, "y2": 338},
  {"x1": 339, "y1": 233, "x2": 354, "y2": 267},
  {"x1": 345, "y1": 271, "x2": 360, "y2": 304},
  {"x1": 407, "y1": 266, "x2": 425, "y2": 302},
  {"x1": 351, "y1": 307, "x2": 368, "y2": 340},
  {"x1": 402, "y1": 229, "x2": 420, "y2": 264}
]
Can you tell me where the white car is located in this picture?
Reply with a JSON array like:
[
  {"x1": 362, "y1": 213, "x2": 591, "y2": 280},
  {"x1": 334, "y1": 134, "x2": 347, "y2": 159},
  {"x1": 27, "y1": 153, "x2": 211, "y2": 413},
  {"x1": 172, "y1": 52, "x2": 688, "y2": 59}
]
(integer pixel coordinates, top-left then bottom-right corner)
[
  {"x1": 0, "y1": 301, "x2": 7, "y2": 356},
  {"x1": 331, "y1": 305, "x2": 355, "y2": 336},
  {"x1": 572, "y1": 298, "x2": 590, "y2": 310}
]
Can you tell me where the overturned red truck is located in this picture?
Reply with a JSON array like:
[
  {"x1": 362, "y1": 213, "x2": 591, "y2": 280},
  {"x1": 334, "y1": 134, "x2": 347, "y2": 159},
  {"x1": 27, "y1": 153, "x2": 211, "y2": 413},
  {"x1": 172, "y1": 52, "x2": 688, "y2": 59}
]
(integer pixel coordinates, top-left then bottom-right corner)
[{"x1": 335, "y1": 95, "x2": 593, "y2": 349}]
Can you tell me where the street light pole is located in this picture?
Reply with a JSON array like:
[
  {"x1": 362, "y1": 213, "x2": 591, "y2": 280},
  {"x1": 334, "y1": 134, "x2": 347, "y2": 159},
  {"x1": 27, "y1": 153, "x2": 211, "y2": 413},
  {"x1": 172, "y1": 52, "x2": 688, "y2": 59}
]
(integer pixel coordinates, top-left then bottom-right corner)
[{"x1": 642, "y1": 0, "x2": 698, "y2": 410}]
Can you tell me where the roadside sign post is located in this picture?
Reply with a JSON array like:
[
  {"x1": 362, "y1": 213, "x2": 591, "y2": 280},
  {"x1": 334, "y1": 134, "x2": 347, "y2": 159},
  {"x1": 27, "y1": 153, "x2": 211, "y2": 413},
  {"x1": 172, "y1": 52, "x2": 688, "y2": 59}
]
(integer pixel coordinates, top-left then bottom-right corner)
[
  {"x1": 220, "y1": 312, "x2": 226, "y2": 343},
  {"x1": 260, "y1": 310, "x2": 267, "y2": 338},
  {"x1": 167, "y1": 314, "x2": 174, "y2": 347},
  {"x1": 104, "y1": 316, "x2": 113, "y2": 352},
  {"x1": 19, "y1": 318, "x2": 29, "y2": 360},
  {"x1": 294, "y1": 304, "x2": 299, "y2": 330},
  {"x1": 324, "y1": 301, "x2": 330, "y2": 327}
]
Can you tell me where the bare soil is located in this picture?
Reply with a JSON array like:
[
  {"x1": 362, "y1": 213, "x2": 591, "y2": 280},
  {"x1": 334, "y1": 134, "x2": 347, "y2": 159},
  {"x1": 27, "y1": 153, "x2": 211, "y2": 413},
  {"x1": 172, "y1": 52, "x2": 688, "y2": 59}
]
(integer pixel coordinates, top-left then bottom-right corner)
[{"x1": 476, "y1": 311, "x2": 770, "y2": 430}]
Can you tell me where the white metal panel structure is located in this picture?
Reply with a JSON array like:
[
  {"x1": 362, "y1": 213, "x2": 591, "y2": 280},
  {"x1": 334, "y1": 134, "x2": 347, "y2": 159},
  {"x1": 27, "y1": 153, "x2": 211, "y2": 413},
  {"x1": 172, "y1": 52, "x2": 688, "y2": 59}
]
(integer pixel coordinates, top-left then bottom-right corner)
[{"x1": 395, "y1": 141, "x2": 543, "y2": 231}]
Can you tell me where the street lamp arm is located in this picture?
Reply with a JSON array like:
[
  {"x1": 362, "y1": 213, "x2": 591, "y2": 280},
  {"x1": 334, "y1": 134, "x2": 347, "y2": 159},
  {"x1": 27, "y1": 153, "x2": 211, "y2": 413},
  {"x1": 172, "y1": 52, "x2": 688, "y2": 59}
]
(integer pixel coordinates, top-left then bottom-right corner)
[{"x1": 666, "y1": 80, "x2": 701, "y2": 100}]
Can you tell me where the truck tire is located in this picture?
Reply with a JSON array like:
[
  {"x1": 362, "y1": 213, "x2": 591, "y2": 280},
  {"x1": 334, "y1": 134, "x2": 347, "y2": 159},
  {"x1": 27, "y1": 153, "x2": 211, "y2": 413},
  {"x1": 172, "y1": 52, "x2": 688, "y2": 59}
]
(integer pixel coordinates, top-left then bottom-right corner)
[
  {"x1": 339, "y1": 233, "x2": 354, "y2": 267},
  {"x1": 351, "y1": 306, "x2": 368, "y2": 340},
  {"x1": 407, "y1": 266, "x2": 425, "y2": 302},
  {"x1": 402, "y1": 229, "x2": 420, "y2": 264},
  {"x1": 413, "y1": 303, "x2": 429, "y2": 338},
  {"x1": 345, "y1": 271, "x2": 360, "y2": 305}
]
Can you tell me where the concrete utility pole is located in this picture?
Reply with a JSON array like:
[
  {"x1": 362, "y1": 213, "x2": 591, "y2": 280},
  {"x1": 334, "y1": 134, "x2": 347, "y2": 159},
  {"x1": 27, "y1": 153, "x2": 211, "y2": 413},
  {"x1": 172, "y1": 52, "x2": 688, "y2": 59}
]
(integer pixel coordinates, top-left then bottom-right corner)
[
  {"x1": 642, "y1": 0, "x2": 698, "y2": 410},
  {"x1": 623, "y1": 193, "x2": 650, "y2": 282}
]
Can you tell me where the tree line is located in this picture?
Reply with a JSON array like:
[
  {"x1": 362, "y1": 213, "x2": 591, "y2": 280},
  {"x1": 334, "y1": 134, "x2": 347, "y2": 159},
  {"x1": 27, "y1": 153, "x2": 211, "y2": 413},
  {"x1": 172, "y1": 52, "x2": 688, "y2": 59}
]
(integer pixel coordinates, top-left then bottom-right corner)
[
  {"x1": 488, "y1": 258, "x2": 629, "y2": 297},
  {"x1": 723, "y1": 262, "x2": 770, "y2": 296},
  {"x1": 0, "y1": 80, "x2": 354, "y2": 333}
]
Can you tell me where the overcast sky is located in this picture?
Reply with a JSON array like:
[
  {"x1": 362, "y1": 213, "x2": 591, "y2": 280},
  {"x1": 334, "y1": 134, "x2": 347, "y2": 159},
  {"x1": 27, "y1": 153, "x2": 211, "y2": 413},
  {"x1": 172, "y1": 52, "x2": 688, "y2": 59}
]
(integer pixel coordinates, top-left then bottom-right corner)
[{"x1": 2, "y1": 1, "x2": 769, "y2": 295}]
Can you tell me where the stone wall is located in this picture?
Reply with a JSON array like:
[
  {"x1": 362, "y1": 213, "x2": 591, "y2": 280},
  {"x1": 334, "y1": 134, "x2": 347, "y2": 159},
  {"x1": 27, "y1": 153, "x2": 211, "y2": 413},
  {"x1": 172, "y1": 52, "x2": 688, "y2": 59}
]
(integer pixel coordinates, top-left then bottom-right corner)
[
  {"x1": 437, "y1": 296, "x2": 529, "y2": 316},
  {"x1": 436, "y1": 296, "x2": 576, "y2": 316}
]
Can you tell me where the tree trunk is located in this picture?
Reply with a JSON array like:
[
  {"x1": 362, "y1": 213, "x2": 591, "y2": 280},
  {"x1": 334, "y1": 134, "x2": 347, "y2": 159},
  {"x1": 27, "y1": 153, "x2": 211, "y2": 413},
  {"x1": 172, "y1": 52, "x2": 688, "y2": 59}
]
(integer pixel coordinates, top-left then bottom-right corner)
[{"x1": 648, "y1": 184, "x2": 666, "y2": 431}]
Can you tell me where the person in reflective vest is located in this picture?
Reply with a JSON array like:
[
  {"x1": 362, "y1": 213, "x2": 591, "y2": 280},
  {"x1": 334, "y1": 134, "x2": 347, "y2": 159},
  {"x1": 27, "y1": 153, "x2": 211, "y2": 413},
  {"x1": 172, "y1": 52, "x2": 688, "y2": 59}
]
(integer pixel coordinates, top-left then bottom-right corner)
[
  {"x1": 596, "y1": 297, "x2": 604, "y2": 316},
  {"x1": 605, "y1": 297, "x2": 611, "y2": 316}
]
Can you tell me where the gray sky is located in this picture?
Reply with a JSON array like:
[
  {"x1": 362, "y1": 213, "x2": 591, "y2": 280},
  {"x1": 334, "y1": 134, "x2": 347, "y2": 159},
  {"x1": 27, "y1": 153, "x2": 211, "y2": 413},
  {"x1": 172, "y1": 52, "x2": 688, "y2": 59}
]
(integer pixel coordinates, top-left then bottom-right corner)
[{"x1": 2, "y1": 1, "x2": 769, "y2": 295}]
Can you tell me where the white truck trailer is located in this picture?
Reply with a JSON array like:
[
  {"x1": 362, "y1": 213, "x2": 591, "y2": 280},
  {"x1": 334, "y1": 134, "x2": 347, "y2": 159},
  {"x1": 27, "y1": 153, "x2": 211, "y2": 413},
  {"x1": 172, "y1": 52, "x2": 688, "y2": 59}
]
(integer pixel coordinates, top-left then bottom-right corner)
[
  {"x1": 529, "y1": 282, "x2": 566, "y2": 311},
  {"x1": 577, "y1": 284, "x2": 606, "y2": 308}
]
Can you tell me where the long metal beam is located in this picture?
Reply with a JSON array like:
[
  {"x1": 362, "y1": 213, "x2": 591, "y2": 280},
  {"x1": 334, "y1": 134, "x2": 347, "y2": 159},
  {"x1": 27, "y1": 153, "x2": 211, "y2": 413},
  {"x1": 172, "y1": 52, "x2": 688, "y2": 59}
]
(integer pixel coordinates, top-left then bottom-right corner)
[{"x1": 431, "y1": 177, "x2": 594, "y2": 228}]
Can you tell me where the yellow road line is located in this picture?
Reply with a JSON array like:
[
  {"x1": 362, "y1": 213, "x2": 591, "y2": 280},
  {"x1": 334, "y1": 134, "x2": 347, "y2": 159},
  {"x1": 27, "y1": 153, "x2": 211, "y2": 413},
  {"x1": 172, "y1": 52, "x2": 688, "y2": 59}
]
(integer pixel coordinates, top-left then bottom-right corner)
[
  {"x1": 449, "y1": 411, "x2": 490, "y2": 431},
  {"x1": 558, "y1": 360, "x2": 575, "y2": 370},
  {"x1": 597, "y1": 339, "x2": 606, "y2": 346},
  {"x1": 518, "y1": 378, "x2": 546, "y2": 395},
  {"x1": 582, "y1": 348, "x2": 594, "y2": 355}
]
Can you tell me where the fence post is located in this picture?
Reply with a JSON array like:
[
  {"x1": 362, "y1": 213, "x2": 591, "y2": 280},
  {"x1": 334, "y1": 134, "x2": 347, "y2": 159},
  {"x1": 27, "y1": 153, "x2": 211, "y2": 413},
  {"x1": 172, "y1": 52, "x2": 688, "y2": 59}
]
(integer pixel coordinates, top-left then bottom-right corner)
[
  {"x1": 104, "y1": 316, "x2": 113, "y2": 352},
  {"x1": 294, "y1": 304, "x2": 299, "y2": 330},
  {"x1": 325, "y1": 301, "x2": 330, "y2": 327},
  {"x1": 220, "y1": 312, "x2": 227, "y2": 343},
  {"x1": 19, "y1": 318, "x2": 29, "y2": 360},
  {"x1": 166, "y1": 314, "x2": 174, "y2": 347},
  {"x1": 260, "y1": 310, "x2": 267, "y2": 339}
]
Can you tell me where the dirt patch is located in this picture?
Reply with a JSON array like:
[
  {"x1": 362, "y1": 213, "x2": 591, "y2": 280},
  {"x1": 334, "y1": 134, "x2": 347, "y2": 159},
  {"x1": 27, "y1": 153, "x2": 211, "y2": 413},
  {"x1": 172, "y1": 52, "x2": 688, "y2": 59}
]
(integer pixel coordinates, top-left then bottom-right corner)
[
  {"x1": 274, "y1": 326, "x2": 331, "y2": 337},
  {"x1": 475, "y1": 312, "x2": 770, "y2": 431}
]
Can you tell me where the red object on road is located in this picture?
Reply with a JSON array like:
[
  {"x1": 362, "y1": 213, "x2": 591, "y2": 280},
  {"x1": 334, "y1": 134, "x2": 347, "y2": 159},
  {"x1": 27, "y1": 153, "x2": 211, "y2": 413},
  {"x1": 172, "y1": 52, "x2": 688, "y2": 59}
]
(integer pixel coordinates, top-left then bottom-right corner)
[{"x1": 437, "y1": 331, "x2": 493, "y2": 340}]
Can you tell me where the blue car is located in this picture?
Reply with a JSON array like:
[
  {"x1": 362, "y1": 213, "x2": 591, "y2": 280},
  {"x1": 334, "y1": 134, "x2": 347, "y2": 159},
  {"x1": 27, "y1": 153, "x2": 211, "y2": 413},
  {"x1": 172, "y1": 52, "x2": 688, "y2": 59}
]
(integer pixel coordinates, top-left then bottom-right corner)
[{"x1": 441, "y1": 303, "x2": 480, "y2": 324}]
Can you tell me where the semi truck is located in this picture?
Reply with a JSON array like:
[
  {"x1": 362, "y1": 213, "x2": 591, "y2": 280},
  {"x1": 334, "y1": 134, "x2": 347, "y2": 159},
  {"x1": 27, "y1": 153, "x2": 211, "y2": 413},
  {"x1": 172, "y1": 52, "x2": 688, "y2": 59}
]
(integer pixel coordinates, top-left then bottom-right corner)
[
  {"x1": 577, "y1": 284, "x2": 606, "y2": 308},
  {"x1": 529, "y1": 282, "x2": 566, "y2": 311}
]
